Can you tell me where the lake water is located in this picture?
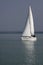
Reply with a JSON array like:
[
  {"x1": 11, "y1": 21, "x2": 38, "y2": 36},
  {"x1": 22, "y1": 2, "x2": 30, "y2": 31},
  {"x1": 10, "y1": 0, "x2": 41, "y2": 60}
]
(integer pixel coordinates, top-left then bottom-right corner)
[{"x1": 0, "y1": 33, "x2": 43, "y2": 65}]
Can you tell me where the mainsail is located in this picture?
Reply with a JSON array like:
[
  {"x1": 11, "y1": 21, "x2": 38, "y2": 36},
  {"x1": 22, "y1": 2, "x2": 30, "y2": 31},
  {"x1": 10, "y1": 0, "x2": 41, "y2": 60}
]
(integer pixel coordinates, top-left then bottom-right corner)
[{"x1": 29, "y1": 6, "x2": 35, "y2": 35}]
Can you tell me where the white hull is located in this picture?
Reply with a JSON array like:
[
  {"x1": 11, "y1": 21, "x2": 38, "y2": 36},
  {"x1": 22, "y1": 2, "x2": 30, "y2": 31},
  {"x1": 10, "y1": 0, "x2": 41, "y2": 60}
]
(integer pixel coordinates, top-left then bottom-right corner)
[{"x1": 21, "y1": 36, "x2": 37, "y2": 41}]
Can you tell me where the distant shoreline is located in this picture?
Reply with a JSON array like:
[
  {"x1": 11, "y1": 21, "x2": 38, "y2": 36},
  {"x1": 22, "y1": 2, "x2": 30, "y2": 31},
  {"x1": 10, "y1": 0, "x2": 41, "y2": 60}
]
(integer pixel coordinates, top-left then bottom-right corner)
[{"x1": 0, "y1": 31, "x2": 43, "y2": 34}]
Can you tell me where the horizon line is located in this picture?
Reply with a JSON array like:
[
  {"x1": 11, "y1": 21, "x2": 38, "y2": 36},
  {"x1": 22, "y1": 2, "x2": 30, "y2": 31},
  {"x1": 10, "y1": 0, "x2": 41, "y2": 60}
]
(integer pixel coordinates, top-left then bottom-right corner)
[{"x1": 0, "y1": 31, "x2": 43, "y2": 34}]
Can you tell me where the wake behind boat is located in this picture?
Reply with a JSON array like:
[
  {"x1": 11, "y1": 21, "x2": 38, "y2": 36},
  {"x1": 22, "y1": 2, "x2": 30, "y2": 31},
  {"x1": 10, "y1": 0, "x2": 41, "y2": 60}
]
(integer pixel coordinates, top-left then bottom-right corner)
[{"x1": 21, "y1": 6, "x2": 37, "y2": 41}]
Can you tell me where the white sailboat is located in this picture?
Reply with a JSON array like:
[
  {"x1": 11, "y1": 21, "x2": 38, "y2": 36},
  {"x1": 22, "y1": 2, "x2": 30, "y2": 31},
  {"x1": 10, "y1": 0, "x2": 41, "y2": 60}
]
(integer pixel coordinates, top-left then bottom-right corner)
[{"x1": 21, "y1": 6, "x2": 37, "y2": 41}]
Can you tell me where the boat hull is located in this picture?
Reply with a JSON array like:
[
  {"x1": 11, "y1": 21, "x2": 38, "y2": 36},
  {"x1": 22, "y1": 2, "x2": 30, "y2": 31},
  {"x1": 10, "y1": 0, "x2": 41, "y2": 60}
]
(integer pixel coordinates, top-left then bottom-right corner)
[{"x1": 21, "y1": 36, "x2": 37, "y2": 41}]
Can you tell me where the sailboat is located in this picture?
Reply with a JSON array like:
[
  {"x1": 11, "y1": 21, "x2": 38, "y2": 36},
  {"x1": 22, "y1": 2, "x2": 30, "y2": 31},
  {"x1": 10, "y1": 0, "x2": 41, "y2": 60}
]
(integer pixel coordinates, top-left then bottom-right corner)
[{"x1": 21, "y1": 6, "x2": 37, "y2": 41}]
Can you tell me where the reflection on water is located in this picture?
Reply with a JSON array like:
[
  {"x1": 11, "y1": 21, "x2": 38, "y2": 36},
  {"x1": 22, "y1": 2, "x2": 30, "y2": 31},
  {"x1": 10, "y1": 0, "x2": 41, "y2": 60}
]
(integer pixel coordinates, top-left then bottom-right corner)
[{"x1": 22, "y1": 41, "x2": 36, "y2": 65}]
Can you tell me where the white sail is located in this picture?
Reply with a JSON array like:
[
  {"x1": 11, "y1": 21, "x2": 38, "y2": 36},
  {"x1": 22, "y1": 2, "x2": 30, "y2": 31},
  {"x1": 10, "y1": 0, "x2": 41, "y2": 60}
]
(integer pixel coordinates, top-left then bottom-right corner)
[
  {"x1": 29, "y1": 6, "x2": 35, "y2": 35},
  {"x1": 22, "y1": 17, "x2": 31, "y2": 37}
]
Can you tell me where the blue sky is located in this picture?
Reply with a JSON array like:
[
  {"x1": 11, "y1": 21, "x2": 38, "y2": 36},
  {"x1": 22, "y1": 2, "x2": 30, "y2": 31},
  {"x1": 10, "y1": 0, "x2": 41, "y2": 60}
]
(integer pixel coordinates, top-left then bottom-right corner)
[{"x1": 0, "y1": 0, "x2": 43, "y2": 32}]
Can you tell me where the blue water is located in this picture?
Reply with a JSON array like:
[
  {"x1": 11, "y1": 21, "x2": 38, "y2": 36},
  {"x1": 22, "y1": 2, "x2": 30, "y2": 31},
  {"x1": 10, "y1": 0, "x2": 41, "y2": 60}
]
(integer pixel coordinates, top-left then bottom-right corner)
[{"x1": 0, "y1": 33, "x2": 43, "y2": 65}]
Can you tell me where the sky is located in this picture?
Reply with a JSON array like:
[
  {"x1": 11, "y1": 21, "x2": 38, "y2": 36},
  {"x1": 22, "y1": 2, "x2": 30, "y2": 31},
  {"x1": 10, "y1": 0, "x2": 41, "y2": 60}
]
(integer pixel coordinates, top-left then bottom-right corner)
[{"x1": 0, "y1": 0, "x2": 43, "y2": 32}]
